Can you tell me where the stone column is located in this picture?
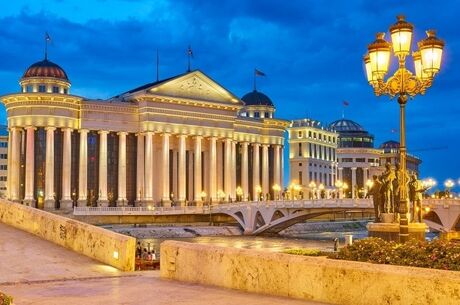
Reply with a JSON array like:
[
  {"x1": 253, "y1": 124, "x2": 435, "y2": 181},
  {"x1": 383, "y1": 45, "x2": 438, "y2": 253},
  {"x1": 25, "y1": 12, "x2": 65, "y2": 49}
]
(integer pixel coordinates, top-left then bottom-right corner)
[
  {"x1": 78, "y1": 129, "x2": 88, "y2": 207},
  {"x1": 262, "y1": 144, "x2": 269, "y2": 197},
  {"x1": 241, "y1": 142, "x2": 249, "y2": 201},
  {"x1": 280, "y1": 146, "x2": 284, "y2": 192},
  {"x1": 144, "y1": 132, "x2": 154, "y2": 204},
  {"x1": 117, "y1": 132, "x2": 128, "y2": 206},
  {"x1": 6, "y1": 129, "x2": 12, "y2": 200},
  {"x1": 273, "y1": 144, "x2": 281, "y2": 198},
  {"x1": 44, "y1": 127, "x2": 56, "y2": 209},
  {"x1": 178, "y1": 134, "x2": 187, "y2": 205},
  {"x1": 23, "y1": 127, "x2": 36, "y2": 207},
  {"x1": 193, "y1": 136, "x2": 202, "y2": 205},
  {"x1": 363, "y1": 167, "x2": 369, "y2": 184},
  {"x1": 61, "y1": 128, "x2": 73, "y2": 209},
  {"x1": 209, "y1": 136, "x2": 217, "y2": 202},
  {"x1": 252, "y1": 143, "x2": 260, "y2": 201},
  {"x1": 224, "y1": 138, "x2": 232, "y2": 201},
  {"x1": 135, "y1": 133, "x2": 144, "y2": 206},
  {"x1": 338, "y1": 167, "x2": 343, "y2": 182},
  {"x1": 9, "y1": 127, "x2": 21, "y2": 202},
  {"x1": 97, "y1": 130, "x2": 109, "y2": 206},
  {"x1": 161, "y1": 133, "x2": 171, "y2": 206},
  {"x1": 231, "y1": 140, "x2": 237, "y2": 200},
  {"x1": 351, "y1": 167, "x2": 357, "y2": 199}
]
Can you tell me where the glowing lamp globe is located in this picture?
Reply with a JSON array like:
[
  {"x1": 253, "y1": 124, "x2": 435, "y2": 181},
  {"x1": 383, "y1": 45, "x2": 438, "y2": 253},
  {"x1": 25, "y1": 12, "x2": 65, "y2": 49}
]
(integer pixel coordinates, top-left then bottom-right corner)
[
  {"x1": 368, "y1": 33, "x2": 392, "y2": 80},
  {"x1": 418, "y1": 30, "x2": 444, "y2": 77},
  {"x1": 389, "y1": 15, "x2": 413, "y2": 57}
]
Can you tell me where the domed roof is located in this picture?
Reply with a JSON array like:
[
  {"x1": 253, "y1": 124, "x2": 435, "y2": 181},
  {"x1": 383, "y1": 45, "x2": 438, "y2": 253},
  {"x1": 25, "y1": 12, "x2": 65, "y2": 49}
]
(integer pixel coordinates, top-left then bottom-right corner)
[
  {"x1": 328, "y1": 119, "x2": 365, "y2": 132},
  {"x1": 241, "y1": 90, "x2": 274, "y2": 107},
  {"x1": 22, "y1": 59, "x2": 69, "y2": 81},
  {"x1": 380, "y1": 140, "x2": 400, "y2": 149}
]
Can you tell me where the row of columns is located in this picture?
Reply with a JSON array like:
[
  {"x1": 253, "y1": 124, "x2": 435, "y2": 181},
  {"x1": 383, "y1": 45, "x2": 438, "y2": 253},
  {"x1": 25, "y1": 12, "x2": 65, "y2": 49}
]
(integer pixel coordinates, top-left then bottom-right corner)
[
  {"x1": 8, "y1": 127, "x2": 284, "y2": 208},
  {"x1": 338, "y1": 167, "x2": 369, "y2": 198}
]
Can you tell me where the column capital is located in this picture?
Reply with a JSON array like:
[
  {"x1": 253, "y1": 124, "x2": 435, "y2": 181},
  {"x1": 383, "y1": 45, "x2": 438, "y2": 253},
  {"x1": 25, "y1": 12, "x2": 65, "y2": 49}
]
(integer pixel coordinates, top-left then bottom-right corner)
[
  {"x1": 160, "y1": 132, "x2": 171, "y2": 137},
  {"x1": 177, "y1": 133, "x2": 188, "y2": 139},
  {"x1": 62, "y1": 127, "x2": 73, "y2": 132},
  {"x1": 351, "y1": 167, "x2": 357, "y2": 171},
  {"x1": 117, "y1": 131, "x2": 128, "y2": 136},
  {"x1": 252, "y1": 142, "x2": 260, "y2": 147},
  {"x1": 98, "y1": 130, "x2": 109, "y2": 135},
  {"x1": 24, "y1": 126, "x2": 37, "y2": 131},
  {"x1": 193, "y1": 135, "x2": 203, "y2": 140},
  {"x1": 45, "y1": 126, "x2": 56, "y2": 132},
  {"x1": 79, "y1": 129, "x2": 89, "y2": 134},
  {"x1": 240, "y1": 141, "x2": 249, "y2": 146}
]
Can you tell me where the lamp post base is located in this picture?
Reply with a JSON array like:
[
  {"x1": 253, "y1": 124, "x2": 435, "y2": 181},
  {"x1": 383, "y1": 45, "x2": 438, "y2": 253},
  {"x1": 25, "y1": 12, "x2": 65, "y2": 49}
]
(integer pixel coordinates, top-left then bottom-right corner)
[{"x1": 367, "y1": 222, "x2": 427, "y2": 242}]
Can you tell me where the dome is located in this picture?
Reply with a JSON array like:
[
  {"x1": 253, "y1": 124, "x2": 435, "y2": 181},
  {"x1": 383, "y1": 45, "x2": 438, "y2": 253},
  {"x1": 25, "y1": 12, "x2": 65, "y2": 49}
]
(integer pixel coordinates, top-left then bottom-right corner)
[
  {"x1": 328, "y1": 119, "x2": 365, "y2": 132},
  {"x1": 22, "y1": 59, "x2": 69, "y2": 81},
  {"x1": 241, "y1": 90, "x2": 274, "y2": 107},
  {"x1": 380, "y1": 140, "x2": 400, "y2": 149}
]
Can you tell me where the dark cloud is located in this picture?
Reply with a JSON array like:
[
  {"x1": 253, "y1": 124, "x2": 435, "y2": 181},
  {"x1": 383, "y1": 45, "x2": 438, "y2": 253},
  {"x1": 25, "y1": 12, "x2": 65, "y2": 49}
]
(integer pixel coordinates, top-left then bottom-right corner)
[{"x1": 0, "y1": 0, "x2": 459, "y2": 185}]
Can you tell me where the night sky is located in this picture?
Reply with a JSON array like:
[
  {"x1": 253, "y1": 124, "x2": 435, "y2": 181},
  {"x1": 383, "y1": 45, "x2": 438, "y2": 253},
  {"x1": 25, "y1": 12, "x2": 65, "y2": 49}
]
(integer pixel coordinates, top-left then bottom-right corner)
[{"x1": 0, "y1": 1, "x2": 459, "y2": 189}]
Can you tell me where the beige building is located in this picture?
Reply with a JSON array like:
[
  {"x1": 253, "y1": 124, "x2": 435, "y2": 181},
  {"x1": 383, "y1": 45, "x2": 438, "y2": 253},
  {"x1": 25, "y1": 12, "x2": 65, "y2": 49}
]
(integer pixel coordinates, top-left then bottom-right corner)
[
  {"x1": 288, "y1": 119, "x2": 338, "y2": 197},
  {"x1": 1, "y1": 56, "x2": 288, "y2": 210},
  {"x1": 0, "y1": 125, "x2": 8, "y2": 198}
]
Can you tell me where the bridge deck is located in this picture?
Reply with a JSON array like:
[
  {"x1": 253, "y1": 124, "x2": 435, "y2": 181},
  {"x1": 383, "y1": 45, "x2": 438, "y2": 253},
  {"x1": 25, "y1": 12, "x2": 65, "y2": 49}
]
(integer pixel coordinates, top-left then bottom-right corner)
[{"x1": 0, "y1": 222, "x2": 326, "y2": 305}]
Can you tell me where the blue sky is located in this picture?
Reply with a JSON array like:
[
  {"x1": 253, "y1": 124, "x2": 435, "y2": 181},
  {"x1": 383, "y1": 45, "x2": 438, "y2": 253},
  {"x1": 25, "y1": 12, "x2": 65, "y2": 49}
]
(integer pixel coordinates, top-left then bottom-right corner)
[{"x1": 0, "y1": 0, "x2": 459, "y2": 188}]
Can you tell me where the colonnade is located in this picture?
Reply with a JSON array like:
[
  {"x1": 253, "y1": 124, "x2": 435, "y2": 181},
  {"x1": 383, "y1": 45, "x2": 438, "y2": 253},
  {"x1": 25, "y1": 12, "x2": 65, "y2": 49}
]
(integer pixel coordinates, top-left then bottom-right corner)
[{"x1": 7, "y1": 127, "x2": 283, "y2": 209}]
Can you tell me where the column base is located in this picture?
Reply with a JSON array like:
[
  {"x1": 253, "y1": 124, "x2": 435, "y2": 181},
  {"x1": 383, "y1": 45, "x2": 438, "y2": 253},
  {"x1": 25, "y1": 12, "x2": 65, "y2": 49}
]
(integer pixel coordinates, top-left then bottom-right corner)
[
  {"x1": 97, "y1": 199, "x2": 109, "y2": 207},
  {"x1": 367, "y1": 222, "x2": 427, "y2": 242},
  {"x1": 194, "y1": 200, "x2": 203, "y2": 207},
  {"x1": 23, "y1": 198, "x2": 36, "y2": 208},
  {"x1": 143, "y1": 200, "x2": 154, "y2": 207},
  {"x1": 135, "y1": 200, "x2": 143, "y2": 207},
  {"x1": 44, "y1": 199, "x2": 56, "y2": 210},
  {"x1": 60, "y1": 199, "x2": 73, "y2": 210},
  {"x1": 77, "y1": 199, "x2": 87, "y2": 207},
  {"x1": 162, "y1": 200, "x2": 171, "y2": 207},
  {"x1": 116, "y1": 199, "x2": 128, "y2": 207}
]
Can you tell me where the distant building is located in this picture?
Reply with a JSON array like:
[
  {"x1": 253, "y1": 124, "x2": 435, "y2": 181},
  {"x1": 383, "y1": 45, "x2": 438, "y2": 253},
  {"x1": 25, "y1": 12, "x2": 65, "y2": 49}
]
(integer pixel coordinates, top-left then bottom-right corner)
[
  {"x1": 288, "y1": 119, "x2": 338, "y2": 198},
  {"x1": 0, "y1": 125, "x2": 7, "y2": 198},
  {"x1": 379, "y1": 140, "x2": 422, "y2": 174},
  {"x1": 329, "y1": 119, "x2": 382, "y2": 198}
]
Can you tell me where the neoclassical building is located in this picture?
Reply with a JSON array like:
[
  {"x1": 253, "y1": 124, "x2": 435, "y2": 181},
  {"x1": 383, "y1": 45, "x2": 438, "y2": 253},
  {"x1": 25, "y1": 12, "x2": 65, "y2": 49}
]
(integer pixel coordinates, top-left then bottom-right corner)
[{"x1": 1, "y1": 56, "x2": 288, "y2": 210}]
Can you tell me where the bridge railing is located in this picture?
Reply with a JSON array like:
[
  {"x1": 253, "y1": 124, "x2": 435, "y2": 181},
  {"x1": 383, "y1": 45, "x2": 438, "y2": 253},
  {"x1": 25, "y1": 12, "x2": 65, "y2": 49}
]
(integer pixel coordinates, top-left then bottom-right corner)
[{"x1": 73, "y1": 206, "x2": 206, "y2": 216}]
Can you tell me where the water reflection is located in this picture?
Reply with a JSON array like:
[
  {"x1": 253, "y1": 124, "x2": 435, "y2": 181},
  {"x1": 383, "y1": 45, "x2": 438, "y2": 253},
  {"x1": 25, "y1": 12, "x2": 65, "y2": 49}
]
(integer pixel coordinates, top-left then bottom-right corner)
[{"x1": 138, "y1": 230, "x2": 369, "y2": 254}]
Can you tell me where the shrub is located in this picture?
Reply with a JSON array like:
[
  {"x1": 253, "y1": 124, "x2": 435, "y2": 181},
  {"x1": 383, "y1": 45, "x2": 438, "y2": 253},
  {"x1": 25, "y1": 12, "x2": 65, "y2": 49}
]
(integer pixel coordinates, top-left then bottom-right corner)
[
  {"x1": 335, "y1": 238, "x2": 460, "y2": 271},
  {"x1": 0, "y1": 292, "x2": 13, "y2": 305},
  {"x1": 283, "y1": 248, "x2": 325, "y2": 256}
]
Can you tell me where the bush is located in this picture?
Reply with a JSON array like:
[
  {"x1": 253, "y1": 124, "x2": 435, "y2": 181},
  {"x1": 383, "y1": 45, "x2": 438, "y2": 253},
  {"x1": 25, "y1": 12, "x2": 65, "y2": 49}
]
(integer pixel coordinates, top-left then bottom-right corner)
[
  {"x1": 0, "y1": 292, "x2": 13, "y2": 305},
  {"x1": 335, "y1": 238, "x2": 460, "y2": 271},
  {"x1": 283, "y1": 248, "x2": 325, "y2": 256}
]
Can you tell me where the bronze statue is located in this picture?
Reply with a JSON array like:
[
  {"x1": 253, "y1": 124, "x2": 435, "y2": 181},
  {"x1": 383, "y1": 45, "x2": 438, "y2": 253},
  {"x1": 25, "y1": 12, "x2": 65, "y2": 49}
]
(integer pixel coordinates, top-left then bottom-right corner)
[
  {"x1": 380, "y1": 163, "x2": 396, "y2": 213},
  {"x1": 409, "y1": 173, "x2": 427, "y2": 223},
  {"x1": 368, "y1": 175, "x2": 383, "y2": 222}
]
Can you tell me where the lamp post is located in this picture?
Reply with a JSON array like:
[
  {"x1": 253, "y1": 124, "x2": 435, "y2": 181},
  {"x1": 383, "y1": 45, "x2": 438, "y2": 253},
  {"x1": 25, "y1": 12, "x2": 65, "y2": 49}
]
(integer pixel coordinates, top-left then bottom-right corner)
[
  {"x1": 335, "y1": 180, "x2": 343, "y2": 199},
  {"x1": 255, "y1": 185, "x2": 262, "y2": 201},
  {"x1": 365, "y1": 15, "x2": 445, "y2": 242},
  {"x1": 272, "y1": 184, "x2": 281, "y2": 200},
  {"x1": 308, "y1": 181, "x2": 316, "y2": 199},
  {"x1": 444, "y1": 179, "x2": 454, "y2": 197},
  {"x1": 236, "y1": 186, "x2": 243, "y2": 202}
]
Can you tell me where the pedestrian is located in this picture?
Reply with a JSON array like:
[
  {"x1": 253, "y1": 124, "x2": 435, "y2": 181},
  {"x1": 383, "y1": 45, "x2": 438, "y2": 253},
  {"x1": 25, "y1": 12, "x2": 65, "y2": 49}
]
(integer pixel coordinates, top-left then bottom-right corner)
[
  {"x1": 135, "y1": 242, "x2": 142, "y2": 259},
  {"x1": 334, "y1": 238, "x2": 339, "y2": 252}
]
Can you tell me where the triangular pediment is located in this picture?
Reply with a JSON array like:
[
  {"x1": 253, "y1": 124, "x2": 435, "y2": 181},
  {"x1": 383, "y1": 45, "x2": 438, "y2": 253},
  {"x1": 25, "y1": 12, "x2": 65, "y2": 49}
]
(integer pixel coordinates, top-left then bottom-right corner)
[{"x1": 147, "y1": 70, "x2": 242, "y2": 105}]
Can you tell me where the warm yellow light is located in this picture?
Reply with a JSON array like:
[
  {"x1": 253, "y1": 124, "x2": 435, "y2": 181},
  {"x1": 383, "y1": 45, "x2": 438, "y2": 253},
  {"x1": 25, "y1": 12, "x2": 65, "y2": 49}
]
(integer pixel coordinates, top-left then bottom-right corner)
[
  {"x1": 389, "y1": 15, "x2": 413, "y2": 57},
  {"x1": 342, "y1": 183, "x2": 349, "y2": 190},
  {"x1": 368, "y1": 33, "x2": 391, "y2": 80},
  {"x1": 318, "y1": 183, "x2": 324, "y2": 191},
  {"x1": 366, "y1": 179, "x2": 374, "y2": 188},
  {"x1": 444, "y1": 179, "x2": 455, "y2": 189},
  {"x1": 424, "y1": 207, "x2": 431, "y2": 213},
  {"x1": 412, "y1": 51, "x2": 430, "y2": 80},
  {"x1": 335, "y1": 180, "x2": 343, "y2": 188},
  {"x1": 255, "y1": 186, "x2": 262, "y2": 193},
  {"x1": 236, "y1": 186, "x2": 243, "y2": 196},
  {"x1": 272, "y1": 184, "x2": 281, "y2": 192},
  {"x1": 363, "y1": 54, "x2": 375, "y2": 84},
  {"x1": 308, "y1": 181, "x2": 316, "y2": 189},
  {"x1": 200, "y1": 191, "x2": 207, "y2": 198},
  {"x1": 113, "y1": 251, "x2": 119, "y2": 260},
  {"x1": 418, "y1": 30, "x2": 444, "y2": 77}
]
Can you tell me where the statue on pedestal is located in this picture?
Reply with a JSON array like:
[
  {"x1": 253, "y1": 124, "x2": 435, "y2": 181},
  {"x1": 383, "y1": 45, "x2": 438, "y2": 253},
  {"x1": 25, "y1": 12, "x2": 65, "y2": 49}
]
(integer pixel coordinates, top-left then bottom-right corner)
[
  {"x1": 409, "y1": 173, "x2": 427, "y2": 223},
  {"x1": 380, "y1": 163, "x2": 396, "y2": 214},
  {"x1": 368, "y1": 175, "x2": 383, "y2": 222}
]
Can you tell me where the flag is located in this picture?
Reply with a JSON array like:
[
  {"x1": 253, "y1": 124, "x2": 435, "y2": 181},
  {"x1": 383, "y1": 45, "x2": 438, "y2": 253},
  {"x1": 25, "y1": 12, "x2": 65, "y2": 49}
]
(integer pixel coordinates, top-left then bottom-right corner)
[
  {"x1": 187, "y1": 45, "x2": 193, "y2": 58},
  {"x1": 391, "y1": 128, "x2": 397, "y2": 133},
  {"x1": 45, "y1": 32, "x2": 51, "y2": 42},
  {"x1": 255, "y1": 69, "x2": 266, "y2": 76},
  {"x1": 343, "y1": 100, "x2": 349, "y2": 106}
]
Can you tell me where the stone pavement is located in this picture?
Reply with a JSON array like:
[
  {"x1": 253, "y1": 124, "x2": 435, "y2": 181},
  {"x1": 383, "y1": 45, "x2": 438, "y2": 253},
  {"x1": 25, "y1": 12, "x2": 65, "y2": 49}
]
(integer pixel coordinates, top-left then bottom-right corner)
[{"x1": 0, "y1": 222, "x2": 328, "y2": 304}]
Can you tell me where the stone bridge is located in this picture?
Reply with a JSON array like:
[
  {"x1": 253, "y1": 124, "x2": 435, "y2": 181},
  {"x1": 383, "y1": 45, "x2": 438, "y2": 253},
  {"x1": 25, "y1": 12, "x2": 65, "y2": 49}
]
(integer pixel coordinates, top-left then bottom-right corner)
[{"x1": 74, "y1": 198, "x2": 460, "y2": 236}]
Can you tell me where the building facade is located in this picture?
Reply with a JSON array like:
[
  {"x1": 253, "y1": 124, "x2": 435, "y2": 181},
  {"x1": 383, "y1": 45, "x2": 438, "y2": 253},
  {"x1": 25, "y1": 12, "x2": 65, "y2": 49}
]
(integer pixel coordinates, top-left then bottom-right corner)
[
  {"x1": 288, "y1": 119, "x2": 338, "y2": 197},
  {"x1": 1, "y1": 57, "x2": 288, "y2": 210},
  {"x1": 0, "y1": 125, "x2": 8, "y2": 198}
]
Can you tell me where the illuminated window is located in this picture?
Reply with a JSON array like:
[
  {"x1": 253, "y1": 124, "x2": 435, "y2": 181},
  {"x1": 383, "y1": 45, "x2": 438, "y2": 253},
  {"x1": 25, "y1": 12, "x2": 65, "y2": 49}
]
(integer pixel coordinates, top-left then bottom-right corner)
[{"x1": 298, "y1": 131, "x2": 303, "y2": 138}]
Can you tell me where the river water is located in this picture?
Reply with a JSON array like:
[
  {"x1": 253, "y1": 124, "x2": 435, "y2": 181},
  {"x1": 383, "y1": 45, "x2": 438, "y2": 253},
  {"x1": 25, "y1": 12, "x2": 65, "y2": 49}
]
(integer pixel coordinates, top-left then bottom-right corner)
[{"x1": 136, "y1": 228, "x2": 369, "y2": 254}]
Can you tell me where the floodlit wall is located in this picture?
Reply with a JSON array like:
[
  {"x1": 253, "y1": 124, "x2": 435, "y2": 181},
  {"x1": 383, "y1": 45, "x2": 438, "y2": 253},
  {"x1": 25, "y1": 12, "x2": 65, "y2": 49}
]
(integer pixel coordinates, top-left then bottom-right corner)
[
  {"x1": 0, "y1": 200, "x2": 135, "y2": 271},
  {"x1": 161, "y1": 240, "x2": 460, "y2": 305}
]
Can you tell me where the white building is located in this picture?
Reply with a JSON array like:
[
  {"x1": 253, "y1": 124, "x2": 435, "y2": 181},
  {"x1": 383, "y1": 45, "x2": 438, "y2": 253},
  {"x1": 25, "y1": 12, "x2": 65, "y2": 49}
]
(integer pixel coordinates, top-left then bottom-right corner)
[
  {"x1": 0, "y1": 55, "x2": 289, "y2": 210},
  {"x1": 0, "y1": 125, "x2": 8, "y2": 198},
  {"x1": 288, "y1": 119, "x2": 338, "y2": 198}
]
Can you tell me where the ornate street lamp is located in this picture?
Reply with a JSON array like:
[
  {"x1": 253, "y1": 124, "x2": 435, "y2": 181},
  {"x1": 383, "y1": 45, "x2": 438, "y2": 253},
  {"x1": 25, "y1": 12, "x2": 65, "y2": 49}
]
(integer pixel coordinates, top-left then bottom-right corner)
[
  {"x1": 364, "y1": 15, "x2": 445, "y2": 242},
  {"x1": 236, "y1": 186, "x2": 243, "y2": 202},
  {"x1": 255, "y1": 185, "x2": 262, "y2": 201},
  {"x1": 272, "y1": 184, "x2": 281, "y2": 200}
]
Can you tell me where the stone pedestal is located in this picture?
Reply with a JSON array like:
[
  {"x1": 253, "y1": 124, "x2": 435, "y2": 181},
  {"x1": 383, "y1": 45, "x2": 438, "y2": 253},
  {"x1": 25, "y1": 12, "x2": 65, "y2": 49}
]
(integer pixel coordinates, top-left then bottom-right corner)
[
  {"x1": 367, "y1": 222, "x2": 427, "y2": 242},
  {"x1": 97, "y1": 200, "x2": 109, "y2": 207},
  {"x1": 380, "y1": 213, "x2": 395, "y2": 224},
  {"x1": 60, "y1": 200, "x2": 73, "y2": 211},
  {"x1": 44, "y1": 199, "x2": 56, "y2": 210},
  {"x1": 77, "y1": 200, "x2": 87, "y2": 207},
  {"x1": 23, "y1": 199, "x2": 36, "y2": 208}
]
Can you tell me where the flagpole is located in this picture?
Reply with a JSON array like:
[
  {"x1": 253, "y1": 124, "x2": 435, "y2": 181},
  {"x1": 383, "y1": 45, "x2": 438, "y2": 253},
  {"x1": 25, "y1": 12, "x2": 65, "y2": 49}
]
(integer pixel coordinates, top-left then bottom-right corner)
[
  {"x1": 253, "y1": 69, "x2": 256, "y2": 91},
  {"x1": 156, "y1": 49, "x2": 159, "y2": 82}
]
